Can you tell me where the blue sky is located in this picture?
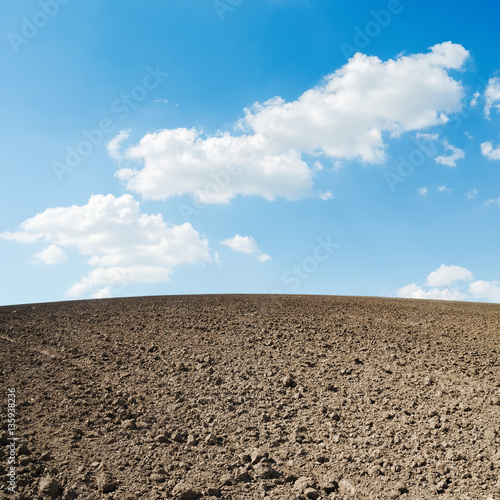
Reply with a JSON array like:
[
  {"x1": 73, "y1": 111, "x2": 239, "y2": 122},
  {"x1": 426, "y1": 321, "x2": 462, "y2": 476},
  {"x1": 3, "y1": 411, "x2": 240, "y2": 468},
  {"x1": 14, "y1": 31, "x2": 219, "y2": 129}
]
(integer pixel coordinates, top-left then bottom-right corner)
[{"x1": 1, "y1": 0, "x2": 500, "y2": 305}]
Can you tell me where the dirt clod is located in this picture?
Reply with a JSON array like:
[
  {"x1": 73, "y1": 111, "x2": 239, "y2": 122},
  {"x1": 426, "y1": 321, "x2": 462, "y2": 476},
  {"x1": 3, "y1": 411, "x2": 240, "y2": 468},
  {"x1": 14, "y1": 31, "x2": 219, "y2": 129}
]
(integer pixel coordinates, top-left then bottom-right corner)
[{"x1": 38, "y1": 476, "x2": 60, "y2": 498}]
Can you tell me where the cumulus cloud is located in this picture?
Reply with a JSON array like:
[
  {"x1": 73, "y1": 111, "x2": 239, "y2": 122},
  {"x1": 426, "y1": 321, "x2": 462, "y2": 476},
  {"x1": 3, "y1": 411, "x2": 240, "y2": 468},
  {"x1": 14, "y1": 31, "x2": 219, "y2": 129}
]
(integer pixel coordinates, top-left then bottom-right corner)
[
  {"x1": 468, "y1": 280, "x2": 500, "y2": 303},
  {"x1": 0, "y1": 194, "x2": 212, "y2": 298},
  {"x1": 437, "y1": 185, "x2": 452, "y2": 194},
  {"x1": 435, "y1": 140, "x2": 465, "y2": 167},
  {"x1": 397, "y1": 264, "x2": 500, "y2": 303},
  {"x1": 220, "y1": 234, "x2": 271, "y2": 262},
  {"x1": 425, "y1": 264, "x2": 473, "y2": 287},
  {"x1": 418, "y1": 187, "x2": 428, "y2": 196},
  {"x1": 31, "y1": 244, "x2": 67, "y2": 265},
  {"x1": 481, "y1": 135, "x2": 500, "y2": 160},
  {"x1": 484, "y1": 77, "x2": 500, "y2": 118},
  {"x1": 485, "y1": 198, "x2": 500, "y2": 206},
  {"x1": 111, "y1": 42, "x2": 469, "y2": 203}
]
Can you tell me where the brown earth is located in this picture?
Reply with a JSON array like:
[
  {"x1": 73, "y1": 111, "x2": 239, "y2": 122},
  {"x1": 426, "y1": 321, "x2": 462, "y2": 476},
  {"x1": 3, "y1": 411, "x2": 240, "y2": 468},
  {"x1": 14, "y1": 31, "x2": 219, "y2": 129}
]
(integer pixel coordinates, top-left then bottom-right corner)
[{"x1": 0, "y1": 294, "x2": 499, "y2": 499}]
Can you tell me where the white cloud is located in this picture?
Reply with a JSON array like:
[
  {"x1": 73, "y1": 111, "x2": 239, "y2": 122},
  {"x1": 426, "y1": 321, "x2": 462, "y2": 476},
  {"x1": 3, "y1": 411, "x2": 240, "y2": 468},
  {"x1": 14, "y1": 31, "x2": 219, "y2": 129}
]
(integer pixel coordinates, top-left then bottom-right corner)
[
  {"x1": 468, "y1": 280, "x2": 500, "y2": 302},
  {"x1": 466, "y1": 188, "x2": 478, "y2": 199},
  {"x1": 112, "y1": 42, "x2": 469, "y2": 203},
  {"x1": 397, "y1": 265, "x2": 500, "y2": 303},
  {"x1": 319, "y1": 191, "x2": 334, "y2": 200},
  {"x1": 0, "y1": 194, "x2": 212, "y2": 298},
  {"x1": 0, "y1": 231, "x2": 39, "y2": 243},
  {"x1": 418, "y1": 187, "x2": 428, "y2": 196},
  {"x1": 66, "y1": 265, "x2": 173, "y2": 298},
  {"x1": 435, "y1": 140, "x2": 465, "y2": 167},
  {"x1": 437, "y1": 185, "x2": 452, "y2": 194},
  {"x1": 31, "y1": 244, "x2": 67, "y2": 265},
  {"x1": 397, "y1": 283, "x2": 468, "y2": 301},
  {"x1": 220, "y1": 234, "x2": 271, "y2": 262},
  {"x1": 415, "y1": 133, "x2": 464, "y2": 167},
  {"x1": 257, "y1": 253, "x2": 272, "y2": 262},
  {"x1": 416, "y1": 132, "x2": 439, "y2": 142},
  {"x1": 426, "y1": 264, "x2": 474, "y2": 287},
  {"x1": 470, "y1": 91, "x2": 480, "y2": 107},
  {"x1": 91, "y1": 286, "x2": 112, "y2": 299},
  {"x1": 485, "y1": 198, "x2": 500, "y2": 206},
  {"x1": 481, "y1": 136, "x2": 500, "y2": 160},
  {"x1": 107, "y1": 129, "x2": 130, "y2": 163},
  {"x1": 484, "y1": 77, "x2": 500, "y2": 118}
]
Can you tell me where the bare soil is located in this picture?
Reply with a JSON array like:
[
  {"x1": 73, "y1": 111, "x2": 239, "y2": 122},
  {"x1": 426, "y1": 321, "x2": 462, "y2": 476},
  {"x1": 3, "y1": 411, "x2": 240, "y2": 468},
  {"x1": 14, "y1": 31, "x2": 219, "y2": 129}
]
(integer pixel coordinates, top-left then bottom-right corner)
[{"x1": 1, "y1": 294, "x2": 499, "y2": 499}]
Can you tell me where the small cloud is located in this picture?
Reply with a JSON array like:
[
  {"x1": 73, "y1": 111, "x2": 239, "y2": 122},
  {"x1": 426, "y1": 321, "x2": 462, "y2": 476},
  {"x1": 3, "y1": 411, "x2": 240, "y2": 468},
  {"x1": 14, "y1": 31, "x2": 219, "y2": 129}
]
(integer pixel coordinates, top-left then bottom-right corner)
[
  {"x1": 32, "y1": 244, "x2": 67, "y2": 265},
  {"x1": 437, "y1": 185, "x2": 452, "y2": 194},
  {"x1": 415, "y1": 133, "x2": 464, "y2": 166},
  {"x1": 485, "y1": 77, "x2": 500, "y2": 118},
  {"x1": 319, "y1": 191, "x2": 334, "y2": 201},
  {"x1": 481, "y1": 136, "x2": 500, "y2": 160},
  {"x1": 416, "y1": 132, "x2": 439, "y2": 142},
  {"x1": 435, "y1": 140, "x2": 465, "y2": 167},
  {"x1": 466, "y1": 188, "x2": 478, "y2": 199},
  {"x1": 154, "y1": 99, "x2": 168, "y2": 104},
  {"x1": 312, "y1": 161, "x2": 323, "y2": 171},
  {"x1": 469, "y1": 91, "x2": 480, "y2": 107},
  {"x1": 485, "y1": 198, "x2": 500, "y2": 206},
  {"x1": 464, "y1": 131, "x2": 473, "y2": 140},
  {"x1": 418, "y1": 187, "x2": 428, "y2": 197},
  {"x1": 220, "y1": 234, "x2": 271, "y2": 262},
  {"x1": 257, "y1": 253, "x2": 272, "y2": 262},
  {"x1": 107, "y1": 130, "x2": 131, "y2": 163}
]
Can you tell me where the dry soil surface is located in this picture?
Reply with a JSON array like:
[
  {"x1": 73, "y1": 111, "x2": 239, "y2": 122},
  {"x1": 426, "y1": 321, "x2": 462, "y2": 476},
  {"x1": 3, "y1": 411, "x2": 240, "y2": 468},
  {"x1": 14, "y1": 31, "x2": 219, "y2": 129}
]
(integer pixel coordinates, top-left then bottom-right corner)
[{"x1": 0, "y1": 294, "x2": 499, "y2": 499}]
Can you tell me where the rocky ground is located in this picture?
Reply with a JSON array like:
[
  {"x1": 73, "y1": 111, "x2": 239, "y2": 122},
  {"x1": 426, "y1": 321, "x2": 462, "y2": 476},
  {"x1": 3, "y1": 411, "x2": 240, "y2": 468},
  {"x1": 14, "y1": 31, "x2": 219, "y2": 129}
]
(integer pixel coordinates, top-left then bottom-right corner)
[{"x1": 0, "y1": 294, "x2": 499, "y2": 499}]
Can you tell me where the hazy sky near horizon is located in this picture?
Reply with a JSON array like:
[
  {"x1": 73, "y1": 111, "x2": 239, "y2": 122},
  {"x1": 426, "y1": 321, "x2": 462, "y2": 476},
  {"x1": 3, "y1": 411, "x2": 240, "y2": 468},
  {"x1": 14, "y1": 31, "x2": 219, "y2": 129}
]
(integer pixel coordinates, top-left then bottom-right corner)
[{"x1": 1, "y1": 0, "x2": 500, "y2": 305}]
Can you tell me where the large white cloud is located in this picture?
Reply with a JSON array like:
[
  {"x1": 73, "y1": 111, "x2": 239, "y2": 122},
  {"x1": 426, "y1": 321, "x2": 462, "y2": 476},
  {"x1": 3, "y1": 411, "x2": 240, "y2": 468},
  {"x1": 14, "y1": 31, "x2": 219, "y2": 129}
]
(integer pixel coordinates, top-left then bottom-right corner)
[
  {"x1": 484, "y1": 77, "x2": 500, "y2": 118},
  {"x1": 397, "y1": 264, "x2": 500, "y2": 303},
  {"x1": 112, "y1": 42, "x2": 469, "y2": 203},
  {"x1": 0, "y1": 194, "x2": 212, "y2": 298},
  {"x1": 220, "y1": 234, "x2": 271, "y2": 262}
]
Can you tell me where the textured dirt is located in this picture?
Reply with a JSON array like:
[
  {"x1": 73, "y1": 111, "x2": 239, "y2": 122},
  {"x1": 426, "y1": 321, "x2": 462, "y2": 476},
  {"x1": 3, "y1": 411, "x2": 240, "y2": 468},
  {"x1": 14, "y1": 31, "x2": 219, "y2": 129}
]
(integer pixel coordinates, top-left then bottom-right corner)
[{"x1": 1, "y1": 294, "x2": 499, "y2": 499}]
